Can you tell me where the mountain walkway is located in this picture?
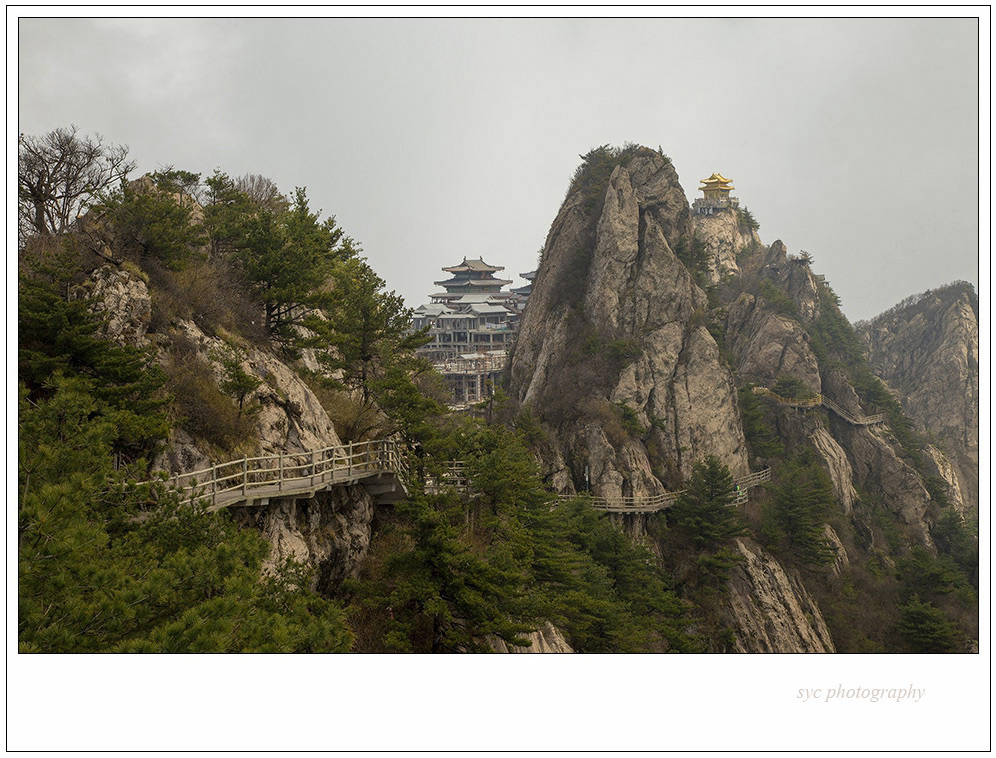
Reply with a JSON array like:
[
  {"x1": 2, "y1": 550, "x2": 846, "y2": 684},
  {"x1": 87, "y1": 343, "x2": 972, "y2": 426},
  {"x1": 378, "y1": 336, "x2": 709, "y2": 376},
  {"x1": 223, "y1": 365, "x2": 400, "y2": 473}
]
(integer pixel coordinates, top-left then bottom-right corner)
[
  {"x1": 428, "y1": 463, "x2": 771, "y2": 514},
  {"x1": 149, "y1": 440, "x2": 772, "y2": 517},
  {"x1": 146, "y1": 439, "x2": 408, "y2": 512},
  {"x1": 753, "y1": 387, "x2": 886, "y2": 426}
]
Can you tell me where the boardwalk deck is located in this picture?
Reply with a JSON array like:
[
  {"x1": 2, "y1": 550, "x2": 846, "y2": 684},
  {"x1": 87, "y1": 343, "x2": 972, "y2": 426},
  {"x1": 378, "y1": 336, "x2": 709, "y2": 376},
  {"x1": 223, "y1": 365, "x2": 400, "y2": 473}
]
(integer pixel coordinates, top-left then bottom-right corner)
[
  {"x1": 145, "y1": 439, "x2": 408, "y2": 511},
  {"x1": 754, "y1": 387, "x2": 886, "y2": 426}
]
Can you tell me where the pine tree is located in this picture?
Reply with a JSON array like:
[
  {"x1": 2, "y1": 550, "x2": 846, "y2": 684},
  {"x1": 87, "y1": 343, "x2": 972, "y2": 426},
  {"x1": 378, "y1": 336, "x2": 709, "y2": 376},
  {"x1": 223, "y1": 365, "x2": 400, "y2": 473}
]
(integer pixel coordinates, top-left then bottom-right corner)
[
  {"x1": 358, "y1": 492, "x2": 533, "y2": 653},
  {"x1": 893, "y1": 595, "x2": 959, "y2": 653},
  {"x1": 95, "y1": 177, "x2": 206, "y2": 269},
  {"x1": 312, "y1": 257, "x2": 429, "y2": 403},
  {"x1": 235, "y1": 187, "x2": 352, "y2": 339},
  {"x1": 18, "y1": 274, "x2": 170, "y2": 461},
  {"x1": 18, "y1": 379, "x2": 353, "y2": 653},
  {"x1": 669, "y1": 456, "x2": 745, "y2": 548},
  {"x1": 760, "y1": 457, "x2": 836, "y2": 566}
]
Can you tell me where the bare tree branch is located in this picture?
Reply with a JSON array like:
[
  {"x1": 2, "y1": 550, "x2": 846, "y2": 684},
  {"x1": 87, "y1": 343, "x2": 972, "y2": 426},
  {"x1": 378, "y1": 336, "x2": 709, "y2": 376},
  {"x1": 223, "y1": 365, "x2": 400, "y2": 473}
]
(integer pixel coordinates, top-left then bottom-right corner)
[{"x1": 18, "y1": 126, "x2": 136, "y2": 242}]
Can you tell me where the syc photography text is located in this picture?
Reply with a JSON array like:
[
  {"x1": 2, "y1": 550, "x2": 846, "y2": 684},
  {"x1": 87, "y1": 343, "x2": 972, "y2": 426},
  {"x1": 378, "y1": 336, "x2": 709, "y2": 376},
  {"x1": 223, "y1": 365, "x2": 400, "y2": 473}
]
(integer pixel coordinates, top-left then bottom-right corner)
[{"x1": 796, "y1": 685, "x2": 925, "y2": 703}]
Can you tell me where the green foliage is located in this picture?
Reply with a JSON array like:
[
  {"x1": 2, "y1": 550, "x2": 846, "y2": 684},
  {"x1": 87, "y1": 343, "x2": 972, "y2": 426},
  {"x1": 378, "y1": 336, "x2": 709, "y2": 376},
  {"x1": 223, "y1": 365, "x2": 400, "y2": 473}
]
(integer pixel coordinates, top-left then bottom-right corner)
[
  {"x1": 18, "y1": 379, "x2": 352, "y2": 652},
  {"x1": 669, "y1": 456, "x2": 746, "y2": 552},
  {"x1": 736, "y1": 206, "x2": 759, "y2": 231},
  {"x1": 771, "y1": 376, "x2": 814, "y2": 400},
  {"x1": 165, "y1": 339, "x2": 255, "y2": 451},
  {"x1": 202, "y1": 170, "x2": 256, "y2": 258},
  {"x1": 738, "y1": 386, "x2": 783, "y2": 458},
  {"x1": 18, "y1": 274, "x2": 170, "y2": 461},
  {"x1": 759, "y1": 456, "x2": 837, "y2": 566},
  {"x1": 567, "y1": 143, "x2": 643, "y2": 212},
  {"x1": 615, "y1": 403, "x2": 644, "y2": 437},
  {"x1": 96, "y1": 178, "x2": 206, "y2": 269},
  {"x1": 357, "y1": 491, "x2": 533, "y2": 653},
  {"x1": 348, "y1": 421, "x2": 701, "y2": 653},
  {"x1": 931, "y1": 508, "x2": 979, "y2": 588},
  {"x1": 312, "y1": 257, "x2": 427, "y2": 399},
  {"x1": 302, "y1": 256, "x2": 433, "y2": 443},
  {"x1": 150, "y1": 168, "x2": 201, "y2": 198},
  {"x1": 707, "y1": 313, "x2": 736, "y2": 368},
  {"x1": 892, "y1": 595, "x2": 960, "y2": 653},
  {"x1": 215, "y1": 348, "x2": 262, "y2": 416},
  {"x1": 809, "y1": 283, "x2": 929, "y2": 473},
  {"x1": 896, "y1": 547, "x2": 972, "y2": 604},
  {"x1": 673, "y1": 234, "x2": 712, "y2": 293},
  {"x1": 545, "y1": 499, "x2": 702, "y2": 652},
  {"x1": 235, "y1": 186, "x2": 353, "y2": 340},
  {"x1": 757, "y1": 279, "x2": 799, "y2": 318}
]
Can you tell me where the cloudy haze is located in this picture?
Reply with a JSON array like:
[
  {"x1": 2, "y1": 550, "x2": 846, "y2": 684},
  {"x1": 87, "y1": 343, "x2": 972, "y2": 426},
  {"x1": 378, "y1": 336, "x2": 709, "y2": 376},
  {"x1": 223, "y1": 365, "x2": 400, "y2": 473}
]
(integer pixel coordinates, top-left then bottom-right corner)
[{"x1": 17, "y1": 15, "x2": 981, "y2": 321}]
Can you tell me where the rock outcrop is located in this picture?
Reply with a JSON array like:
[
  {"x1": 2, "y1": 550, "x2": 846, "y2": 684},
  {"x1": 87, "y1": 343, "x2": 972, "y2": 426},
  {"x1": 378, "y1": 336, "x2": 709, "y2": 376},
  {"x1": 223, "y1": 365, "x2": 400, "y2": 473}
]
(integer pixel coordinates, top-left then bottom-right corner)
[
  {"x1": 510, "y1": 148, "x2": 748, "y2": 500},
  {"x1": 488, "y1": 622, "x2": 574, "y2": 653},
  {"x1": 726, "y1": 292, "x2": 822, "y2": 395},
  {"x1": 692, "y1": 206, "x2": 760, "y2": 284},
  {"x1": 73, "y1": 264, "x2": 153, "y2": 346},
  {"x1": 857, "y1": 282, "x2": 979, "y2": 512},
  {"x1": 231, "y1": 484, "x2": 375, "y2": 591},
  {"x1": 726, "y1": 539, "x2": 835, "y2": 653}
]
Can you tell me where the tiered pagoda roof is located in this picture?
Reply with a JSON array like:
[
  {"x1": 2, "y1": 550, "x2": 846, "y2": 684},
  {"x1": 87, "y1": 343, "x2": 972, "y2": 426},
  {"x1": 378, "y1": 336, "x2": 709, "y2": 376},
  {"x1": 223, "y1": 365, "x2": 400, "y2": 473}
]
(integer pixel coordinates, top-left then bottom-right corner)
[
  {"x1": 699, "y1": 173, "x2": 735, "y2": 196},
  {"x1": 441, "y1": 257, "x2": 505, "y2": 274},
  {"x1": 511, "y1": 269, "x2": 537, "y2": 296}
]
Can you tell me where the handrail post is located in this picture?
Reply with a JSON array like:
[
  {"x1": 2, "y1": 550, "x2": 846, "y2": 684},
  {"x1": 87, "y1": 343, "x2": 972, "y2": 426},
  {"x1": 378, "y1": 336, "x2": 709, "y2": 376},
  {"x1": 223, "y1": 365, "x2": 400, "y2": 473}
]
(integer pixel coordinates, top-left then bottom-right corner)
[
  {"x1": 242, "y1": 456, "x2": 248, "y2": 496},
  {"x1": 311, "y1": 449, "x2": 316, "y2": 484},
  {"x1": 279, "y1": 453, "x2": 283, "y2": 491}
]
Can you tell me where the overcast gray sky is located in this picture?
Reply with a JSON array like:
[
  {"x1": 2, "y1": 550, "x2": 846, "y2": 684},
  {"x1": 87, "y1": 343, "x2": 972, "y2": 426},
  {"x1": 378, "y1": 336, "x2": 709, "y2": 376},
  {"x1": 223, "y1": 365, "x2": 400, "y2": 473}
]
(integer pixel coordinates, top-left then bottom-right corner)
[{"x1": 17, "y1": 16, "x2": 981, "y2": 321}]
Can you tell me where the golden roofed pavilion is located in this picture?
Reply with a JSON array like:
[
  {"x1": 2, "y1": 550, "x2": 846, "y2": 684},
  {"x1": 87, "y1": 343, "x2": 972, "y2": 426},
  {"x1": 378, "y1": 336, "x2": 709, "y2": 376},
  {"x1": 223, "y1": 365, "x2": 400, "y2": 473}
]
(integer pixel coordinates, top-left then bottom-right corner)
[{"x1": 699, "y1": 173, "x2": 735, "y2": 198}]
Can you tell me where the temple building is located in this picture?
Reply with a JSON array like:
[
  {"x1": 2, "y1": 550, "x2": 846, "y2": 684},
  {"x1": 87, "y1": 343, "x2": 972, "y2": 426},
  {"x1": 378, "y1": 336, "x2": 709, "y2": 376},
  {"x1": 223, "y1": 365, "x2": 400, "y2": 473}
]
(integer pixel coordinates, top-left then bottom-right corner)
[
  {"x1": 412, "y1": 258, "x2": 539, "y2": 407},
  {"x1": 692, "y1": 172, "x2": 740, "y2": 216},
  {"x1": 510, "y1": 269, "x2": 537, "y2": 312},
  {"x1": 413, "y1": 257, "x2": 519, "y2": 363}
]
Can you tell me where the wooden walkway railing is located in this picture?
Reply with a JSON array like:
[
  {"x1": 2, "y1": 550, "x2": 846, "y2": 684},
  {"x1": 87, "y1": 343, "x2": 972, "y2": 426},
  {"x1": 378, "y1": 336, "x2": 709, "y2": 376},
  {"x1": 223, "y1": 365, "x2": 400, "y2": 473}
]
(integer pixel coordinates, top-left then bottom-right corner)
[
  {"x1": 146, "y1": 439, "x2": 408, "y2": 512},
  {"x1": 754, "y1": 387, "x2": 886, "y2": 426},
  {"x1": 573, "y1": 467, "x2": 771, "y2": 513},
  {"x1": 428, "y1": 461, "x2": 771, "y2": 514}
]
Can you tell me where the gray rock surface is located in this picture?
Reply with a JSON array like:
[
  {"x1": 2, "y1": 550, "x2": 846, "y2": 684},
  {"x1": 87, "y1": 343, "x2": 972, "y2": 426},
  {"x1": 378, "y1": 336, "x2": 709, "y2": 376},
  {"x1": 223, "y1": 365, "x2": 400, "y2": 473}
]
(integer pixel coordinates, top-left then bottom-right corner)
[
  {"x1": 510, "y1": 149, "x2": 748, "y2": 499},
  {"x1": 858, "y1": 283, "x2": 979, "y2": 511},
  {"x1": 726, "y1": 538, "x2": 835, "y2": 653},
  {"x1": 488, "y1": 622, "x2": 574, "y2": 653},
  {"x1": 692, "y1": 206, "x2": 760, "y2": 284},
  {"x1": 810, "y1": 428, "x2": 857, "y2": 514},
  {"x1": 726, "y1": 293, "x2": 822, "y2": 395},
  {"x1": 73, "y1": 265, "x2": 152, "y2": 345},
  {"x1": 231, "y1": 484, "x2": 375, "y2": 591}
]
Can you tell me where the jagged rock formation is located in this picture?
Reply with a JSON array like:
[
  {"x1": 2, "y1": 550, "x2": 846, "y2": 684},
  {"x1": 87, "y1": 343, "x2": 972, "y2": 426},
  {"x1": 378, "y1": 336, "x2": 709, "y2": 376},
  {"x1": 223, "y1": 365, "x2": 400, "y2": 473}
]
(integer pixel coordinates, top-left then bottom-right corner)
[
  {"x1": 510, "y1": 148, "x2": 748, "y2": 502},
  {"x1": 726, "y1": 292, "x2": 822, "y2": 395},
  {"x1": 692, "y1": 206, "x2": 760, "y2": 285},
  {"x1": 73, "y1": 264, "x2": 153, "y2": 346},
  {"x1": 726, "y1": 538, "x2": 835, "y2": 652},
  {"x1": 231, "y1": 485, "x2": 375, "y2": 590},
  {"x1": 857, "y1": 282, "x2": 979, "y2": 512},
  {"x1": 488, "y1": 622, "x2": 574, "y2": 653}
]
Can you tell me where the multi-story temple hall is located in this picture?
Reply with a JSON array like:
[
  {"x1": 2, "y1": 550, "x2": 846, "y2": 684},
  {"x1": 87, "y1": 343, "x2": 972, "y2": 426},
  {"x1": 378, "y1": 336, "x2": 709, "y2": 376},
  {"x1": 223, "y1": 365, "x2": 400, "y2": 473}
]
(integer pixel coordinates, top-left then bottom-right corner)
[
  {"x1": 413, "y1": 257, "x2": 519, "y2": 362},
  {"x1": 413, "y1": 257, "x2": 534, "y2": 406},
  {"x1": 692, "y1": 172, "x2": 739, "y2": 216}
]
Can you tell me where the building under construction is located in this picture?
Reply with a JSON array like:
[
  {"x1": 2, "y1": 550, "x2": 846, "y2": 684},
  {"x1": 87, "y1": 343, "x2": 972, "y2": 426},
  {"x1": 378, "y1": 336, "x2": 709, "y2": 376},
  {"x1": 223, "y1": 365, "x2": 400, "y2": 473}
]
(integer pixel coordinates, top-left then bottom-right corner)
[{"x1": 412, "y1": 257, "x2": 535, "y2": 406}]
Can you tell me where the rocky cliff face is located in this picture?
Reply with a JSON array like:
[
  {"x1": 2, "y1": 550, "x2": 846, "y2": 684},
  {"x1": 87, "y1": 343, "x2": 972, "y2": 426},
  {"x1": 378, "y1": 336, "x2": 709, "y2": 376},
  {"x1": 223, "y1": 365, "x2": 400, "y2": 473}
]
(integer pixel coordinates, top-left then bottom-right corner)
[
  {"x1": 692, "y1": 207, "x2": 760, "y2": 285},
  {"x1": 857, "y1": 283, "x2": 979, "y2": 513},
  {"x1": 81, "y1": 264, "x2": 376, "y2": 587},
  {"x1": 510, "y1": 148, "x2": 748, "y2": 501},
  {"x1": 726, "y1": 538, "x2": 835, "y2": 653}
]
